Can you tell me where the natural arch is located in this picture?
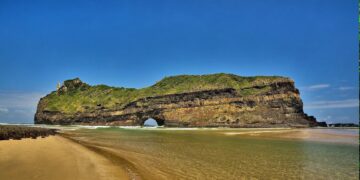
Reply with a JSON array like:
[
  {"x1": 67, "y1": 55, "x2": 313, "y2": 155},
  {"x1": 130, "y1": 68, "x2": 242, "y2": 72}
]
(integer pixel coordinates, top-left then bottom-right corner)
[{"x1": 142, "y1": 117, "x2": 165, "y2": 126}]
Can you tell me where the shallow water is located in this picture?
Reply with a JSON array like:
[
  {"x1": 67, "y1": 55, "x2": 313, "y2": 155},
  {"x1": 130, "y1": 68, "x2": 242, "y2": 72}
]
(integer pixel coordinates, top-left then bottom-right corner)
[{"x1": 64, "y1": 128, "x2": 359, "y2": 179}]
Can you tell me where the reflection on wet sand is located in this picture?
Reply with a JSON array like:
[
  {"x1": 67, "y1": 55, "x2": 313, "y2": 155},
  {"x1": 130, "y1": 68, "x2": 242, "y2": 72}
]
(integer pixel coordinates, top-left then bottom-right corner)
[
  {"x1": 223, "y1": 128, "x2": 359, "y2": 144},
  {"x1": 63, "y1": 128, "x2": 359, "y2": 180}
]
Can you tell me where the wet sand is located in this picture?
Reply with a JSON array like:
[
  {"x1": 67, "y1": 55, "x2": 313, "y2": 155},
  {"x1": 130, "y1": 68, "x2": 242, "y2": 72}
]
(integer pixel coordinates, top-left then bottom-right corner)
[
  {"x1": 62, "y1": 128, "x2": 359, "y2": 179},
  {"x1": 222, "y1": 128, "x2": 359, "y2": 144},
  {"x1": 0, "y1": 135, "x2": 129, "y2": 180},
  {"x1": 0, "y1": 128, "x2": 358, "y2": 179}
]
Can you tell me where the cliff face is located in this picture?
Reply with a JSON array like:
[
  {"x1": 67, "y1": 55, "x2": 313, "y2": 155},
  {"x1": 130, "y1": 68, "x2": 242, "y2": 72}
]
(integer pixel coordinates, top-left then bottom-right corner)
[{"x1": 34, "y1": 74, "x2": 317, "y2": 127}]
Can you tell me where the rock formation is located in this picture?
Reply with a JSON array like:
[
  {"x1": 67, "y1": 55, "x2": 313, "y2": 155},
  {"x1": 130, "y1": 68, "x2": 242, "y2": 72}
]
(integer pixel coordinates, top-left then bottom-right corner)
[{"x1": 34, "y1": 74, "x2": 317, "y2": 127}]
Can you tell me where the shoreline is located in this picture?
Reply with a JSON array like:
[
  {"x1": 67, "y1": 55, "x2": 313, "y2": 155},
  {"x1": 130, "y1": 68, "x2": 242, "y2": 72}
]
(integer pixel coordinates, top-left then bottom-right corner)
[
  {"x1": 61, "y1": 133, "x2": 168, "y2": 180},
  {"x1": 61, "y1": 134, "x2": 143, "y2": 180},
  {"x1": 0, "y1": 135, "x2": 130, "y2": 180},
  {"x1": 17, "y1": 123, "x2": 360, "y2": 129},
  {"x1": 0, "y1": 127, "x2": 357, "y2": 179},
  {"x1": 2, "y1": 123, "x2": 358, "y2": 131},
  {"x1": 61, "y1": 133, "x2": 176, "y2": 180}
]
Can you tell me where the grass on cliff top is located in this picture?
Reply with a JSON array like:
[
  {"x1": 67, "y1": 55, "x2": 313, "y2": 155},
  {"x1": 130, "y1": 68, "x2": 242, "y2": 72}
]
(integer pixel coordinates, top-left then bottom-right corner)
[{"x1": 42, "y1": 73, "x2": 289, "y2": 114}]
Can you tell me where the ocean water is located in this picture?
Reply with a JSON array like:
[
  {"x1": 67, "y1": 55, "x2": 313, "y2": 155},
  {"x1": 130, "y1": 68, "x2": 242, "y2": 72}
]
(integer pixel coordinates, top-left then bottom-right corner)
[{"x1": 63, "y1": 128, "x2": 359, "y2": 180}]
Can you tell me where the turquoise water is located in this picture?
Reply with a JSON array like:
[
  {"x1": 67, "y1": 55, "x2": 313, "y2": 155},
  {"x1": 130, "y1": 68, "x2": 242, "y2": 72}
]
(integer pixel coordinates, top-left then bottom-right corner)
[{"x1": 64, "y1": 128, "x2": 359, "y2": 179}]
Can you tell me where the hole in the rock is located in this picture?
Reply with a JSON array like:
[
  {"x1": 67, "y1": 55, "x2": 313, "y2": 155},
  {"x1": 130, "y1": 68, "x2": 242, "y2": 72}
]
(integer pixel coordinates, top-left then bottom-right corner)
[{"x1": 143, "y1": 118, "x2": 158, "y2": 127}]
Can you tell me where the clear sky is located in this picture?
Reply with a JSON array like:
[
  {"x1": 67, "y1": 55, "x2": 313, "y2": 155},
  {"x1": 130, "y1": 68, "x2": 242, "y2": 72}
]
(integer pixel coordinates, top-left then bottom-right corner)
[{"x1": 0, "y1": 0, "x2": 358, "y2": 124}]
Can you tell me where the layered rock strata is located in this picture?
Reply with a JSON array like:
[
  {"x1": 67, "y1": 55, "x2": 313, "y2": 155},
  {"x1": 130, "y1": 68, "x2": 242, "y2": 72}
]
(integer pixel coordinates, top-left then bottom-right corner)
[{"x1": 35, "y1": 75, "x2": 317, "y2": 127}]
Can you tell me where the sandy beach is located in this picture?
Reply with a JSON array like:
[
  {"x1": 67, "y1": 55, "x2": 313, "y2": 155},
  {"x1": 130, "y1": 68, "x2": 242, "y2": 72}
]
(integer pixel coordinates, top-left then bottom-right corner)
[{"x1": 0, "y1": 135, "x2": 129, "y2": 180}]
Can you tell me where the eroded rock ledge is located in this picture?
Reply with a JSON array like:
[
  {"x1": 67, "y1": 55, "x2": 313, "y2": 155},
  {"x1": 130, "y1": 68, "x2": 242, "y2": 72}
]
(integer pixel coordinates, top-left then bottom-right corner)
[{"x1": 34, "y1": 74, "x2": 317, "y2": 127}]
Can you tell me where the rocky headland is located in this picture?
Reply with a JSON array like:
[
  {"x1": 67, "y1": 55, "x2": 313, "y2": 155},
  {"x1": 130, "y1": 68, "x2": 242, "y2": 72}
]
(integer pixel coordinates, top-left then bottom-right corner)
[{"x1": 34, "y1": 73, "x2": 317, "y2": 127}]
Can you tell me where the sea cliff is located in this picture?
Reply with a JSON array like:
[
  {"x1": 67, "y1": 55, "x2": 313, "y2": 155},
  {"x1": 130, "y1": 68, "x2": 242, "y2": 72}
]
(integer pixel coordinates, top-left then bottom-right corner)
[{"x1": 34, "y1": 73, "x2": 317, "y2": 127}]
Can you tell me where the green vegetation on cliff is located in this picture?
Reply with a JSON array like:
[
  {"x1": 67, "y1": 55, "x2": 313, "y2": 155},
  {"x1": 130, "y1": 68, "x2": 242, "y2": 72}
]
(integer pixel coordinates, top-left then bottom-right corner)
[{"x1": 41, "y1": 73, "x2": 290, "y2": 114}]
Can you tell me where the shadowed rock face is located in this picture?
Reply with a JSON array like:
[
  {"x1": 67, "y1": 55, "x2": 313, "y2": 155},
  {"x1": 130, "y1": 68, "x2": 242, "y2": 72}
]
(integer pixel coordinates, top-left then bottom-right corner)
[{"x1": 34, "y1": 75, "x2": 317, "y2": 127}]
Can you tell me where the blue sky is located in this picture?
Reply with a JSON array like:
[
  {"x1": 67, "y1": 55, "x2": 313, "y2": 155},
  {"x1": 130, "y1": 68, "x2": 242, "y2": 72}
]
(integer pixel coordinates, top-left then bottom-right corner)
[{"x1": 0, "y1": 0, "x2": 358, "y2": 124}]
